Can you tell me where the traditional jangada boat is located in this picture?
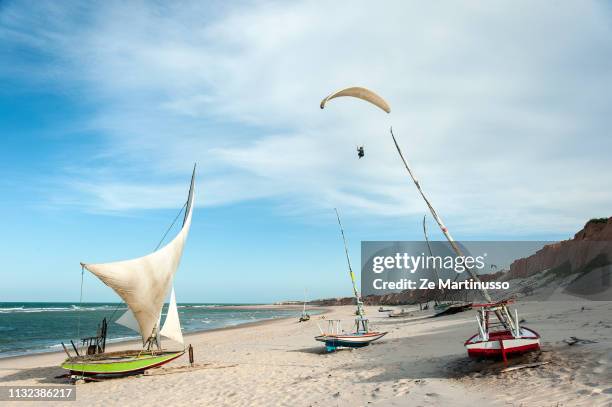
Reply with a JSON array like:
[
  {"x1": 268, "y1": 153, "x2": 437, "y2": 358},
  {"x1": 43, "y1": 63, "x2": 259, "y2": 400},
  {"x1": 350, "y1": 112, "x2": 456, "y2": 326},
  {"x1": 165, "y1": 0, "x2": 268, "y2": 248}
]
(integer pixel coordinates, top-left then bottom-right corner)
[
  {"x1": 299, "y1": 288, "x2": 310, "y2": 322},
  {"x1": 61, "y1": 166, "x2": 196, "y2": 377},
  {"x1": 314, "y1": 209, "x2": 387, "y2": 352},
  {"x1": 390, "y1": 128, "x2": 541, "y2": 359},
  {"x1": 465, "y1": 300, "x2": 540, "y2": 361},
  {"x1": 320, "y1": 87, "x2": 541, "y2": 359}
]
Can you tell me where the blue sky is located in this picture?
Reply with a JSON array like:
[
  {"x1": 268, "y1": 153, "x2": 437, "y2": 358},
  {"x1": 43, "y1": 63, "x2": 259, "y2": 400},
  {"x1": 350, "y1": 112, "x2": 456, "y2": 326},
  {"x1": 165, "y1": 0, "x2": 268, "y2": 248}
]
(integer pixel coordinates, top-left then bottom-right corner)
[{"x1": 1, "y1": 1, "x2": 611, "y2": 303}]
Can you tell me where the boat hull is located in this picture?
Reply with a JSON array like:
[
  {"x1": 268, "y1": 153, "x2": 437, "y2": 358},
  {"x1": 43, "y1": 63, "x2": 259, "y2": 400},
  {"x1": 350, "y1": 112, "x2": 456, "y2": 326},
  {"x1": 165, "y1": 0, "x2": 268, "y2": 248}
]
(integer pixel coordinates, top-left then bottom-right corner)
[
  {"x1": 315, "y1": 331, "x2": 387, "y2": 351},
  {"x1": 433, "y1": 302, "x2": 472, "y2": 317},
  {"x1": 388, "y1": 312, "x2": 411, "y2": 318},
  {"x1": 61, "y1": 350, "x2": 184, "y2": 376},
  {"x1": 465, "y1": 327, "x2": 540, "y2": 359}
]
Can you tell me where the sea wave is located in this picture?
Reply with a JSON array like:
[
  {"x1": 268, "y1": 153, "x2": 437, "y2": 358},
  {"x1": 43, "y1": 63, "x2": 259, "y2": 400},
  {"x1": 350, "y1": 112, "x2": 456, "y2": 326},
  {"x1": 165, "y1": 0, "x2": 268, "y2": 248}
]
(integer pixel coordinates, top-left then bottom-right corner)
[
  {"x1": 0, "y1": 305, "x2": 125, "y2": 314},
  {"x1": 178, "y1": 304, "x2": 224, "y2": 309},
  {"x1": 0, "y1": 307, "x2": 25, "y2": 313}
]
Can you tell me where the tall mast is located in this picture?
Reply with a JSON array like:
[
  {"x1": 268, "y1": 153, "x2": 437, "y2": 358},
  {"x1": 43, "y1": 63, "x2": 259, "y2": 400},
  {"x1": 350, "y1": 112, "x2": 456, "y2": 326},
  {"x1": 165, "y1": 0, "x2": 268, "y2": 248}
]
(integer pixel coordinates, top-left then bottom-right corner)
[
  {"x1": 334, "y1": 208, "x2": 364, "y2": 317},
  {"x1": 183, "y1": 163, "x2": 196, "y2": 227},
  {"x1": 423, "y1": 215, "x2": 441, "y2": 304},
  {"x1": 390, "y1": 128, "x2": 492, "y2": 303}
]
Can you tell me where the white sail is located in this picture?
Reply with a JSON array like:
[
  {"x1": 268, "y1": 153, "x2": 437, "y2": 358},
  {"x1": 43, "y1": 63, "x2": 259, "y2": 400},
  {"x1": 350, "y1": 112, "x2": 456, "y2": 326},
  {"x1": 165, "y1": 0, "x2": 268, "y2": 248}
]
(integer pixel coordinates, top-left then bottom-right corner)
[
  {"x1": 116, "y1": 309, "x2": 140, "y2": 333},
  {"x1": 160, "y1": 286, "x2": 183, "y2": 345},
  {"x1": 83, "y1": 167, "x2": 195, "y2": 344}
]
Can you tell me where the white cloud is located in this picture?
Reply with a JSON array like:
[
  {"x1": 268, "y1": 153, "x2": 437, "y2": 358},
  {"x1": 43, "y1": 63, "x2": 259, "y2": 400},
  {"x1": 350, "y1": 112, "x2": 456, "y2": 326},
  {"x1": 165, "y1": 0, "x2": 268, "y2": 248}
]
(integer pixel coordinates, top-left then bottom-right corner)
[{"x1": 2, "y1": 0, "x2": 611, "y2": 235}]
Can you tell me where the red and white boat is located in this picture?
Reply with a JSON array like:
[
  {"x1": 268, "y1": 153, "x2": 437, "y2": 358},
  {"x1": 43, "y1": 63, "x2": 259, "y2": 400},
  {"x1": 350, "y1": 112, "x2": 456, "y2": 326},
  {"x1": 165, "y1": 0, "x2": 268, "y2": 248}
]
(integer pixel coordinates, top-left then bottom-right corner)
[{"x1": 465, "y1": 300, "x2": 540, "y2": 360}]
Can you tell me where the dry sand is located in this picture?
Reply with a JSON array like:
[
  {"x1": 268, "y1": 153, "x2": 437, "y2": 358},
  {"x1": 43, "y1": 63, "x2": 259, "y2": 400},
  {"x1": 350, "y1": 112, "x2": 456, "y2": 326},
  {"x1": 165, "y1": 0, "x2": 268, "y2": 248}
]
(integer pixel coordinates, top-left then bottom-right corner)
[{"x1": 0, "y1": 301, "x2": 610, "y2": 406}]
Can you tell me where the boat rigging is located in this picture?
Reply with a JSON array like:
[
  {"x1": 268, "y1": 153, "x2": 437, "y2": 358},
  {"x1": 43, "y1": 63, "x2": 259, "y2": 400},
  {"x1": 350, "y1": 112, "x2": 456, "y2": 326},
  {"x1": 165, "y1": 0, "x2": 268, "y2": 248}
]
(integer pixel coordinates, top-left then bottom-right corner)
[{"x1": 60, "y1": 165, "x2": 197, "y2": 377}]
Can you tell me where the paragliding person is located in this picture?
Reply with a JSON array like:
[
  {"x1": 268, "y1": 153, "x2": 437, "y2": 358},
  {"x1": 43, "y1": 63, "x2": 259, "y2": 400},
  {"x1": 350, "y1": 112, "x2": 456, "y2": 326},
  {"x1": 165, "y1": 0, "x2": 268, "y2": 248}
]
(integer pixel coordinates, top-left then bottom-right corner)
[{"x1": 357, "y1": 146, "x2": 365, "y2": 159}]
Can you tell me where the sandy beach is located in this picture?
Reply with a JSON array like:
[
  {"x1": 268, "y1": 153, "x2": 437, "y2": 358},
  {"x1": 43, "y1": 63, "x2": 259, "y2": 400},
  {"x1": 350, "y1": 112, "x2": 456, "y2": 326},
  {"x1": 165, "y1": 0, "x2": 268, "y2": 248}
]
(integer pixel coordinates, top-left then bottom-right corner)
[{"x1": 1, "y1": 302, "x2": 610, "y2": 407}]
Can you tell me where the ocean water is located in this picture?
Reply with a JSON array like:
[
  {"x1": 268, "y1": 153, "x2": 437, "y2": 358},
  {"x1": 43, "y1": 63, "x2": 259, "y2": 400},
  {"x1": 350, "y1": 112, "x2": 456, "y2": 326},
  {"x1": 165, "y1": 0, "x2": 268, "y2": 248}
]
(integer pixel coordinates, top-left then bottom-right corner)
[{"x1": 0, "y1": 302, "x2": 309, "y2": 358}]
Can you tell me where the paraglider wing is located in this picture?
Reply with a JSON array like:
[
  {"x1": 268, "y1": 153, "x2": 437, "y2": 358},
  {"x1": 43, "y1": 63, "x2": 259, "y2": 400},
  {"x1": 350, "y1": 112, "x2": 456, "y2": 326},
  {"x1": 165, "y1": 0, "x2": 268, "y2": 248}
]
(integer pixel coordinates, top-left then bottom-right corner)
[{"x1": 320, "y1": 87, "x2": 391, "y2": 113}]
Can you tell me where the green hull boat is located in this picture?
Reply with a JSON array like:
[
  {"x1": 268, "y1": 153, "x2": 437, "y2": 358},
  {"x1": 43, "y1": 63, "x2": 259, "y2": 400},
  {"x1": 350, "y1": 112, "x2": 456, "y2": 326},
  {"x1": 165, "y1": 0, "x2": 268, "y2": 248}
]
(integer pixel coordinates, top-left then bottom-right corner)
[
  {"x1": 61, "y1": 350, "x2": 184, "y2": 376},
  {"x1": 62, "y1": 167, "x2": 196, "y2": 379}
]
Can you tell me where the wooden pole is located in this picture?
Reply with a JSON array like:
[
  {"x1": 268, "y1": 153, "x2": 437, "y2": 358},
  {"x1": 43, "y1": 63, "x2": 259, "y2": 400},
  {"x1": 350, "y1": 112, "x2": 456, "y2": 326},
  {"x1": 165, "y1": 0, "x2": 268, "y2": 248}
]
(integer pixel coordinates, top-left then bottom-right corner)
[
  {"x1": 188, "y1": 344, "x2": 194, "y2": 367},
  {"x1": 390, "y1": 127, "x2": 512, "y2": 331},
  {"x1": 70, "y1": 340, "x2": 80, "y2": 357},
  {"x1": 334, "y1": 208, "x2": 364, "y2": 318},
  {"x1": 61, "y1": 342, "x2": 72, "y2": 358}
]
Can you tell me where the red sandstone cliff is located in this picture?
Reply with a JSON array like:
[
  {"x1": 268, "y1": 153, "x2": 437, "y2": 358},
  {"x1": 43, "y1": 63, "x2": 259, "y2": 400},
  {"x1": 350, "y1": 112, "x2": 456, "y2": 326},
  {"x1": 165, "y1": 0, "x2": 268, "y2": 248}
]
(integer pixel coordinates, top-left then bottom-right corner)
[{"x1": 508, "y1": 217, "x2": 612, "y2": 279}]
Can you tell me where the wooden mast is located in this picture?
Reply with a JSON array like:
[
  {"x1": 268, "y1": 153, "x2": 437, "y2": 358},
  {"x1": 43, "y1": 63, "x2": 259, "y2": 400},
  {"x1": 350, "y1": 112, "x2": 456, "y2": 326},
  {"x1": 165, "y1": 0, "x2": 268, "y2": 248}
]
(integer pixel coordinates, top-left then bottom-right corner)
[
  {"x1": 334, "y1": 208, "x2": 365, "y2": 319},
  {"x1": 390, "y1": 128, "x2": 513, "y2": 330},
  {"x1": 422, "y1": 215, "x2": 441, "y2": 305}
]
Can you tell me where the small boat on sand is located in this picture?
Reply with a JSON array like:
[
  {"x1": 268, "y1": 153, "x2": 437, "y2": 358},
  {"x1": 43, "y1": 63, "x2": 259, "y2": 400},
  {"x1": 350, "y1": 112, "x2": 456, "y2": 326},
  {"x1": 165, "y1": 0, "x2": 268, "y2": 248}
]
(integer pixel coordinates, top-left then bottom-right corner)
[
  {"x1": 315, "y1": 209, "x2": 387, "y2": 351},
  {"x1": 315, "y1": 318, "x2": 386, "y2": 351},
  {"x1": 388, "y1": 130, "x2": 542, "y2": 359},
  {"x1": 388, "y1": 308, "x2": 412, "y2": 318},
  {"x1": 61, "y1": 350, "x2": 185, "y2": 376},
  {"x1": 464, "y1": 300, "x2": 540, "y2": 360},
  {"x1": 299, "y1": 289, "x2": 310, "y2": 322},
  {"x1": 433, "y1": 301, "x2": 472, "y2": 317},
  {"x1": 61, "y1": 166, "x2": 196, "y2": 377}
]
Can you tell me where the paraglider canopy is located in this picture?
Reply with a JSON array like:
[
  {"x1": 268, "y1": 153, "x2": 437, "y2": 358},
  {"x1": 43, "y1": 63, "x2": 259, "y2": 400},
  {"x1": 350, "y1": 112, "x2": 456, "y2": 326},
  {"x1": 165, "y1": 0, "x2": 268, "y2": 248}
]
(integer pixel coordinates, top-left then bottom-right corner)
[{"x1": 320, "y1": 86, "x2": 391, "y2": 113}]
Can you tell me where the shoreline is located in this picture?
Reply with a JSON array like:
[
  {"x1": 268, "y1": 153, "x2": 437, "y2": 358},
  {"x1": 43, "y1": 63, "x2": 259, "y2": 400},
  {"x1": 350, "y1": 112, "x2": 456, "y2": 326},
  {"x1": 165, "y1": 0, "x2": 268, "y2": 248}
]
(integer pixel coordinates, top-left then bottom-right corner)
[
  {"x1": 1, "y1": 302, "x2": 609, "y2": 406},
  {"x1": 0, "y1": 305, "x2": 328, "y2": 362}
]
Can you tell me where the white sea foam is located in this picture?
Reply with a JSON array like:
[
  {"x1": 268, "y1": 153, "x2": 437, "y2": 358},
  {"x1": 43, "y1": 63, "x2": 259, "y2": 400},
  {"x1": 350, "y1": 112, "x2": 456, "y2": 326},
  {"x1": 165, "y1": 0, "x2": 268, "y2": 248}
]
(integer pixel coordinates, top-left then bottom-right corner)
[{"x1": 0, "y1": 305, "x2": 125, "y2": 314}]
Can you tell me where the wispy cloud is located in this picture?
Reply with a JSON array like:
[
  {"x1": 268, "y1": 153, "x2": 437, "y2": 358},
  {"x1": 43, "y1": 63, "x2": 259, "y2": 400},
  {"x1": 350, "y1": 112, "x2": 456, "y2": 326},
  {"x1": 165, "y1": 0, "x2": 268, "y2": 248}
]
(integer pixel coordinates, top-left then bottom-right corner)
[{"x1": 2, "y1": 0, "x2": 611, "y2": 234}]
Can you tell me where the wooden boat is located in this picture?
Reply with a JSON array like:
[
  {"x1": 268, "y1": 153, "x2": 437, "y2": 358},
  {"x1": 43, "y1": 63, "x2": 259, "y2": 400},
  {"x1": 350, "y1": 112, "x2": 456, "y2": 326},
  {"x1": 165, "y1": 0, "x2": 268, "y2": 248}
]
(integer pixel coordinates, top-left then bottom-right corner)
[
  {"x1": 314, "y1": 210, "x2": 387, "y2": 352},
  {"x1": 315, "y1": 318, "x2": 387, "y2": 352},
  {"x1": 378, "y1": 307, "x2": 392, "y2": 312},
  {"x1": 464, "y1": 300, "x2": 540, "y2": 361},
  {"x1": 315, "y1": 332, "x2": 387, "y2": 350},
  {"x1": 388, "y1": 308, "x2": 412, "y2": 318},
  {"x1": 433, "y1": 301, "x2": 473, "y2": 317},
  {"x1": 298, "y1": 289, "x2": 310, "y2": 322},
  {"x1": 388, "y1": 130, "x2": 542, "y2": 359},
  {"x1": 60, "y1": 166, "x2": 196, "y2": 377},
  {"x1": 61, "y1": 350, "x2": 184, "y2": 376}
]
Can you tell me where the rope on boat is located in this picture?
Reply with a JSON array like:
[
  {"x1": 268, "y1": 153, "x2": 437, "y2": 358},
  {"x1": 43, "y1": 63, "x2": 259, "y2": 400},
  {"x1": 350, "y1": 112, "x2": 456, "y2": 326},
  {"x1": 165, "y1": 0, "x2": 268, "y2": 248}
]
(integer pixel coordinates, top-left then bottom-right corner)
[
  {"x1": 154, "y1": 201, "x2": 187, "y2": 251},
  {"x1": 76, "y1": 265, "x2": 85, "y2": 341},
  {"x1": 104, "y1": 200, "x2": 188, "y2": 324},
  {"x1": 77, "y1": 264, "x2": 87, "y2": 378}
]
